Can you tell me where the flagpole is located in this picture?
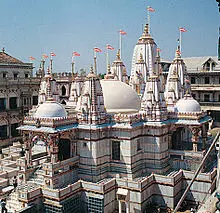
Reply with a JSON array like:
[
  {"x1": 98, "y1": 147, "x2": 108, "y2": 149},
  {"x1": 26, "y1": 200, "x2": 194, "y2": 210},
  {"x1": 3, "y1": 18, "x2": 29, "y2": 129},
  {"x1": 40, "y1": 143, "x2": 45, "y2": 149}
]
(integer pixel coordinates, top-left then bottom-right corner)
[
  {"x1": 147, "y1": 6, "x2": 150, "y2": 34},
  {"x1": 119, "y1": 31, "x2": 122, "y2": 59},
  {"x1": 106, "y1": 48, "x2": 109, "y2": 74},
  {"x1": 50, "y1": 57, "x2": 53, "y2": 75},
  {"x1": 71, "y1": 57, "x2": 75, "y2": 78},
  {"x1": 94, "y1": 50, "x2": 97, "y2": 74},
  {"x1": 179, "y1": 29, "x2": 182, "y2": 53}
]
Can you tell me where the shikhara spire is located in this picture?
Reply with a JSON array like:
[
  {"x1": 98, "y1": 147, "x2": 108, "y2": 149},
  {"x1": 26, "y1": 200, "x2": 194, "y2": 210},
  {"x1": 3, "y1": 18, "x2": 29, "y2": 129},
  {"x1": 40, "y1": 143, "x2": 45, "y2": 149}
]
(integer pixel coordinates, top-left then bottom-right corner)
[
  {"x1": 129, "y1": 52, "x2": 146, "y2": 96},
  {"x1": 141, "y1": 69, "x2": 167, "y2": 121},
  {"x1": 110, "y1": 49, "x2": 128, "y2": 83},
  {"x1": 76, "y1": 66, "x2": 108, "y2": 125},
  {"x1": 164, "y1": 45, "x2": 190, "y2": 111}
]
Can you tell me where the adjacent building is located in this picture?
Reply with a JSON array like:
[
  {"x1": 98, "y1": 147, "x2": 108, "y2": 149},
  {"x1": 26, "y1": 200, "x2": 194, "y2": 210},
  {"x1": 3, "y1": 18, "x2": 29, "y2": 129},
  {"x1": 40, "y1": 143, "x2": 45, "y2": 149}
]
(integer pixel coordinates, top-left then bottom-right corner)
[{"x1": 0, "y1": 48, "x2": 40, "y2": 148}]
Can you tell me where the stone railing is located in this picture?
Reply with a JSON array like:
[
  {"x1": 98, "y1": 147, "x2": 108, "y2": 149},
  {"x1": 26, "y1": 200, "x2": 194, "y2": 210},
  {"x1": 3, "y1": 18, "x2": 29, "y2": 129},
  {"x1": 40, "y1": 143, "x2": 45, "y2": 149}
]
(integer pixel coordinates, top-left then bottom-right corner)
[
  {"x1": 113, "y1": 113, "x2": 144, "y2": 125},
  {"x1": 168, "y1": 111, "x2": 207, "y2": 120},
  {"x1": 0, "y1": 77, "x2": 40, "y2": 86},
  {"x1": 24, "y1": 115, "x2": 77, "y2": 127},
  {"x1": 43, "y1": 156, "x2": 79, "y2": 174}
]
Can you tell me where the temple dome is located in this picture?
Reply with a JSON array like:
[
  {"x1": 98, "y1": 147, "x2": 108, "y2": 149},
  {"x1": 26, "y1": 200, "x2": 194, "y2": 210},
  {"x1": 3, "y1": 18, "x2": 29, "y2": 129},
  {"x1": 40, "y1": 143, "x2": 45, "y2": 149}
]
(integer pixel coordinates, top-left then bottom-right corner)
[
  {"x1": 35, "y1": 101, "x2": 67, "y2": 118},
  {"x1": 100, "y1": 79, "x2": 141, "y2": 114},
  {"x1": 175, "y1": 94, "x2": 201, "y2": 113}
]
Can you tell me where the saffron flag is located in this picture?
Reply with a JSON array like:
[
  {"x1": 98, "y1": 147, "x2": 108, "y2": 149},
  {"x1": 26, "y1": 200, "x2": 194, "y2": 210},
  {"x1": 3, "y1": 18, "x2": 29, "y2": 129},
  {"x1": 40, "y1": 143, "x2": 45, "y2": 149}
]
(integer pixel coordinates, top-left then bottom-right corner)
[
  {"x1": 106, "y1": 45, "x2": 114, "y2": 50},
  {"x1": 157, "y1": 48, "x2": 161, "y2": 52},
  {"x1": 176, "y1": 49, "x2": 181, "y2": 55},
  {"x1": 29, "y1": 56, "x2": 36, "y2": 60},
  {"x1": 73, "y1": 52, "x2": 80, "y2": 56},
  {"x1": 42, "y1": 54, "x2": 48, "y2": 58},
  {"x1": 179, "y1": 27, "x2": 187, "y2": 32},
  {"x1": 50, "y1": 52, "x2": 56, "y2": 56},
  {"x1": 94, "y1": 47, "x2": 102, "y2": 52},
  {"x1": 119, "y1": 30, "x2": 127, "y2": 35},
  {"x1": 147, "y1": 6, "x2": 155, "y2": 12}
]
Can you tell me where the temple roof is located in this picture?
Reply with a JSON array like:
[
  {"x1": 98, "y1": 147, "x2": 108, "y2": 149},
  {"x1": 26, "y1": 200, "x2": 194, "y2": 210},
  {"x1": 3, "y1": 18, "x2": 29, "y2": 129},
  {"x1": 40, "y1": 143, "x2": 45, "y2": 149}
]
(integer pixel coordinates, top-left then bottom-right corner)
[{"x1": 0, "y1": 49, "x2": 24, "y2": 64}]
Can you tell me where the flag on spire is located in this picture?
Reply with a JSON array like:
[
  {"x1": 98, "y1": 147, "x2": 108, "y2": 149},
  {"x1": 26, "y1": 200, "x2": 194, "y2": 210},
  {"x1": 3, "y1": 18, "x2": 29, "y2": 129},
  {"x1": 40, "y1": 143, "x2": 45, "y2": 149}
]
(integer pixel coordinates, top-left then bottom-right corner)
[
  {"x1": 119, "y1": 30, "x2": 127, "y2": 35},
  {"x1": 50, "y1": 52, "x2": 56, "y2": 57},
  {"x1": 147, "y1": 6, "x2": 155, "y2": 12},
  {"x1": 94, "y1": 47, "x2": 102, "y2": 52},
  {"x1": 29, "y1": 56, "x2": 36, "y2": 60},
  {"x1": 157, "y1": 48, "x2": 161, "y2": 52},
  {"x1": 42, "y1": 54, "x2": 48, "y2": 59},
  {"x1": 73, "y1": 52, "x2": 80, "y2": 56},
  {"x1": 179, "y1": 27, "x2": 187, "y2": 32},
  {"x1": 106, "y1": 44, "x2": 114, "y2": 50}
]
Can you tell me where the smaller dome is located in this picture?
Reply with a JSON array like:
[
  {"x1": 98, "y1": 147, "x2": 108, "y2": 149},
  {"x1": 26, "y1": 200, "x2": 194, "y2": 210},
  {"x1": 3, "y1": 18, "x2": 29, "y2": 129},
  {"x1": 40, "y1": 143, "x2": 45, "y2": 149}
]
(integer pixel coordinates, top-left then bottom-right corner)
[
  {"x1": 35, "y1": 101, "x2": 67, "y2": 118},
  {"x1": 176, "y1": 94, "x2": 201, "y2": 113}
]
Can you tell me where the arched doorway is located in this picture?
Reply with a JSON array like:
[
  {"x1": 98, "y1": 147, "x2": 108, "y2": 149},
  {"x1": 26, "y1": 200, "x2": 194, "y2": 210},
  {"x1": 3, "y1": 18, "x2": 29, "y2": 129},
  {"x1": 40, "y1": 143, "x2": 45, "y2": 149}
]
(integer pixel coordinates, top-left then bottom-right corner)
[
  {"x1": 58, "y1": 139, "x2": 70, "y2": 161},
  {"x1": 172, "y1": 127, "x2": 192, "y2": 150}
]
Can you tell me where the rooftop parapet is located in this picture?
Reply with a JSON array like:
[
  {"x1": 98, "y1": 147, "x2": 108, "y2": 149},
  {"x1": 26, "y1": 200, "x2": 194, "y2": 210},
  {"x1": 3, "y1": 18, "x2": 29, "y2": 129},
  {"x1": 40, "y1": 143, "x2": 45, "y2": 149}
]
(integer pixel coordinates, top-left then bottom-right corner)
[{"x1": 23, "y1": 115, "x2": 77, "y2": 128}]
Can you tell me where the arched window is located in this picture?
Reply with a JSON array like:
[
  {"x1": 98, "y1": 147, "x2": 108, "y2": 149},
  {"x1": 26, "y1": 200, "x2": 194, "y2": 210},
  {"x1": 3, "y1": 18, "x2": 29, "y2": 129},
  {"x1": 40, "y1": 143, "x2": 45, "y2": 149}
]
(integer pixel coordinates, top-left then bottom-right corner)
[{"x1": 61, "y1": 85, "x2": 66, "y2": 96}]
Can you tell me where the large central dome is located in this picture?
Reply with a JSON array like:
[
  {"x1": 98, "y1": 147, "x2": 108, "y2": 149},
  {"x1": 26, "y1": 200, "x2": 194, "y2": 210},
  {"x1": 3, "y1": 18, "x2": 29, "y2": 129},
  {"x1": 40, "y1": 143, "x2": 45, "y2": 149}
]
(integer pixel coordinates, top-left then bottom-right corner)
[{"x1": 100, "y1": 79, "x2": 141, "y2": 114}]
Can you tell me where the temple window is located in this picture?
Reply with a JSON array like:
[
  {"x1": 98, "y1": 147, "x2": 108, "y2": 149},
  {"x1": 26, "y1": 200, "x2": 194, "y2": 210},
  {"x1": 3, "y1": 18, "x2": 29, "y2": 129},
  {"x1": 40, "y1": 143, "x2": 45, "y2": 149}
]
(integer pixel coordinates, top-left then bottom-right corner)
[
  {"x1": 9, "y1": 97, "x2": 17, "y2": 109},
  {"x1": 204, "y1": 94, "x2": 210, "y2": 102},
  {"x1": 112, "y1": 141, "x2": 120, "y2": 160},
  {"x1": 3, "y1": 72, "x2": 7, "y2": 78},
  {"x1": 13, "y1": 73, "x2": 18, "y2": 80},
  {"x1": 25, "y1": 73, "x2": 29, "y2": 78},
  {"x1": 11, "y1": 123, "x2": 19, "y2": 137},
  {"x1": 204, "y1": 77, "x2": 210, "y2": 84},
  {"x1": 190, "y1": 77, "x2": 196, "y2": 84},
  {"x1": 0, "y1": 98, "x2": 6, "y2": 111},
  {"x1": 0, "y1": 125, "x2": 7, "y2": 139},
  {"x1": 33, "y1": 96, "x2": 38, "y2": 105}
]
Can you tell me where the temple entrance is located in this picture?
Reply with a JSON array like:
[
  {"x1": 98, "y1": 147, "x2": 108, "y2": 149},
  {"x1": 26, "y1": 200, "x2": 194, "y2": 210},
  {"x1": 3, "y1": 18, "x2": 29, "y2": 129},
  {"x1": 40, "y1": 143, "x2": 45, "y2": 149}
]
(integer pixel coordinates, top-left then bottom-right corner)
[
  {"x1": 58, "y1": 139, "x2": 70, "y2": 161},
  {"x1": 172, "y1": 127, "x2": 192, "y2": 150}
]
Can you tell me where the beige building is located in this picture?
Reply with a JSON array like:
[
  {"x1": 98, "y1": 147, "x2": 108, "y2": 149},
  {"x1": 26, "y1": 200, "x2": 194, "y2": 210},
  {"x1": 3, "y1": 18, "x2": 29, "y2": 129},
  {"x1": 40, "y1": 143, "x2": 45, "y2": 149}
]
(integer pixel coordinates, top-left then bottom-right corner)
[
  {"x1": 182, "y1": 56, "x2": 220, "y2": 126},
  {"x1": 0, "y1": 48, "x2": 40, "y2": 148}
]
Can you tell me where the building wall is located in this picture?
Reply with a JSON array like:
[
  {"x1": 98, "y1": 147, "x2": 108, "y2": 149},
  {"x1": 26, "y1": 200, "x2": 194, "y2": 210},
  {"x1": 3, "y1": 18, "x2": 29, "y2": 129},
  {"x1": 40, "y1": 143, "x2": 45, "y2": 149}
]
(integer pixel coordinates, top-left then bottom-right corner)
[{"x1": 0, "y1": 63, "x2": 40, "y2": 148}]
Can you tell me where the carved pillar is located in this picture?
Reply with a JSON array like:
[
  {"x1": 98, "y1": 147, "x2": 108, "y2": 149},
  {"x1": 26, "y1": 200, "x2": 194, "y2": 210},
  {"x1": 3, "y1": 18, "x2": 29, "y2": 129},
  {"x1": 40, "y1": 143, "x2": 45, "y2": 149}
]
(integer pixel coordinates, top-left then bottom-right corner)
[
  {"x1": 24, "y1": 140, "x2": 32, "y2": 167},
  {"x1": 191, "y1": 127, "x2": 200, "y2": 152},
  {"x1": 49, "y1": 135, "x2": 59, "y2": 164},
  {"x1": 118, "y1": 200, "x2": 122, "y2": 213}
]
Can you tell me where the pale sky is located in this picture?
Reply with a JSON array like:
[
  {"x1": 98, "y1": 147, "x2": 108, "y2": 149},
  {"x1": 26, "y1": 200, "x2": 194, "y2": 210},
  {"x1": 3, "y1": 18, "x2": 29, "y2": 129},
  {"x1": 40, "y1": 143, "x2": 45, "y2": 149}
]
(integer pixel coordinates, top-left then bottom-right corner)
[{"x1": 0, "y1": 0, "x2": 219, "y2": 75}]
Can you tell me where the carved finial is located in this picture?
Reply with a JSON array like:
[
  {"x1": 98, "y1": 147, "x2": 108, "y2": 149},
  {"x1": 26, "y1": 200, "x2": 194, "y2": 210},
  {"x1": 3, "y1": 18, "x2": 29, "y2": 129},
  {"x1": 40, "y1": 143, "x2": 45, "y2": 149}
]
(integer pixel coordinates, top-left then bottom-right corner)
[
  {"x1": 90, "y1": 65, "x2": 94, "y2": 73},
  {"x1": 47, "y1": 66, "x2": 50, "y2": 75},
  {"x1": 175, "y1": 39, "x2": 181, "y2": 58},
  {"x1": 144, "y1": 24, "x2": 149, "y2": 35},
  {"x1": 156, "y1": 48, "x2": 161, "y2": 58},
  {"x1": 116, "y1": 49, "x2": 121, "y2": 60},
  {"x1": 107, "y1": 64, "x2": 111, "y2": 74},
  {"x1": 2, "y1": 47, "x2": 5, "y2": 53}
]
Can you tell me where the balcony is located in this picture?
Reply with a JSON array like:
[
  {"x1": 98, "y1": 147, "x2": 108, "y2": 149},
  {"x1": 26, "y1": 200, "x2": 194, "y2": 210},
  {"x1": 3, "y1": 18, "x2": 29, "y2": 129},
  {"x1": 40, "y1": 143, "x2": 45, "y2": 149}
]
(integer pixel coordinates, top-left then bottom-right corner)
[
  {"x1": 0, "y1": 77, "x2": 41, "y2": 86},
  {"x1": 191, "y1": 84, "x2": 220, "y2": 91}
]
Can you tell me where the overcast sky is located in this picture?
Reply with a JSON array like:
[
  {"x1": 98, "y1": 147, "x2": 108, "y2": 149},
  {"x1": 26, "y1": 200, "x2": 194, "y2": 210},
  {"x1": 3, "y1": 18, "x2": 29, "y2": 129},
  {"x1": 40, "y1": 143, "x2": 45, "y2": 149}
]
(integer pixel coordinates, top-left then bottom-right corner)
[{"x1": 0, "y1": 0, "x2": 219, "y2": 75}]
